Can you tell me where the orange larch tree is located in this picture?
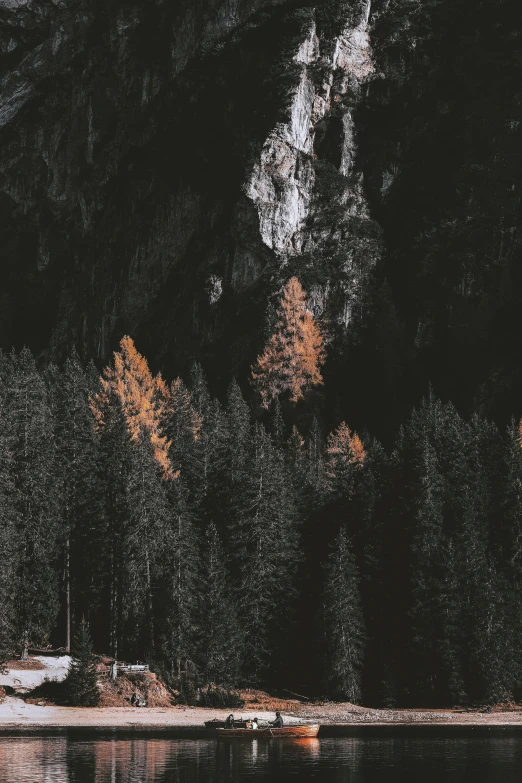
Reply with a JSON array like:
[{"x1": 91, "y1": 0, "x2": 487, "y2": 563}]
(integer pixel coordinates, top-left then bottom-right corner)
[
  {"x1": 325, "y1": 421, "x2": 366, "y2": 495},
  {"x1": 251, "y1": 276, "x2": 326, "y2": 408},
  {"x1": 90, "y1": 336, "x2": 174, "y2": 478}
]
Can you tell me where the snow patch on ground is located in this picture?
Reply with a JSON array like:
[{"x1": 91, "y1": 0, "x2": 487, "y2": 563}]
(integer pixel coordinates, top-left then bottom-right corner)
[{"x1": 0, "y1": 657, "x2": 71, "y2": 691}]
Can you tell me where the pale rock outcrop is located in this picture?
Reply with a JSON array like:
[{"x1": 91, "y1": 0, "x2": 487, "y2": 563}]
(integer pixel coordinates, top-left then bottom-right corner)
[{"x1": 245, "y1": 0, "x2": 377, "y2": 326}]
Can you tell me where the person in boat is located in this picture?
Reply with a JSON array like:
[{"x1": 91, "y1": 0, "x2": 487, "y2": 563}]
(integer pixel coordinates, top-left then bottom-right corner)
[
  {"x1": 224, "y1": 714, "x2": 235, "y2": 729},
  {"x1": 270, "y1": 711, "x2": 284, "y2": 728},
  {"x1": 251, "y1": 717, "x2": 259, "y2": 730}
]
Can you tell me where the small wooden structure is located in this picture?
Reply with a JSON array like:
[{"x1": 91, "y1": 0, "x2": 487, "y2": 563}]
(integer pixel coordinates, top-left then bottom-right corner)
[{"x1": 117, "y1": 663, "x2": 150, "y2": 674}]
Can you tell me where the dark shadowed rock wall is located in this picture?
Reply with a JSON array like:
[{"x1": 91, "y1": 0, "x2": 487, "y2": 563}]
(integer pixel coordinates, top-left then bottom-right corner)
[{"x1": 0, "y1": 0, "x2": 521, "y2": 435}]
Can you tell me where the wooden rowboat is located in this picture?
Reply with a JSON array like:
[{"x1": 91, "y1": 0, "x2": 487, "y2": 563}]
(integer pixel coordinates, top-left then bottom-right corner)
[
  {"x1": 204, "y1": 720, "x2": 250, "y2": 730},
  {"x1": 216, "y1": 723, "x2": 320, "y2": 739}
]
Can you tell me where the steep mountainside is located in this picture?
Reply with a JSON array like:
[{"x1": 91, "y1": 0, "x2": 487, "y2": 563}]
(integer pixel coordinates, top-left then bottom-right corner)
[{"x1": 0, "y1": 0, "x2": 520, "y2": 436}]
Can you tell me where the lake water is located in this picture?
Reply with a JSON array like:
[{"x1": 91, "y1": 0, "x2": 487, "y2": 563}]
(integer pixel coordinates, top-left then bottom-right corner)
[{"x1": 1, "y1": 735, "x2": 522, "y2": 782}]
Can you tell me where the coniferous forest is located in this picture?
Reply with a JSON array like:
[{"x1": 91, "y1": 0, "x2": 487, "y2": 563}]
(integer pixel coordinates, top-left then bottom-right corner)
[{"x1": 2, "y1": 276, "x2": 522, "y2": 708}]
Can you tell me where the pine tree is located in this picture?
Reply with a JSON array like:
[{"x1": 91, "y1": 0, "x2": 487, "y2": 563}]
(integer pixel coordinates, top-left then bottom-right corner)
[
  {"x1": 199, "y1": 523, "x2": 240, "y2": 685},
  {"x1": 165, "y1": 377, "x2": 202, "y2": 484},
  {"x1": 196, "y1": 398, "x2": 229, "y2": 529},
  {"x1": 8, "y1": 348, "x2": 60, "y2": 654},
  {"x1": 287, "y1": 425, "x2": 307, "y2": 502},
  {"x1": 91, "y1": 336, "x2": 173, "y2": 478},
  {"x1": 187, "y1": 365, "x2": 228, "y2": 521},
  {"x1": 230, "y1": 423, "x2": 299, "y2": 684},
  {"x1": 91, "y1": 337, "x2": 176, "y2": 659},
  {"x1": 159, "y1": 480, "x2": 201, "y2": 692},
  {"x1": 96, "y1": 402, "x2": 132, "y2": 660},
  {"x1": 189, "y1": 362, "x2": 211, "y2": 420},
  {"x1": 305, "y1": 416, "x2": 327, "y2": 506},
  {"x1": 408, "y1": 435, "x2": 446, "y2": 703},
  {"x1": 222, "y1": 380, "x2": 252, "y2": 553},
  {"x1": 51, "y1": 351, "x2": 103, "y2": 651},
  {"x1": 251, "y1": 277, "x2": 325, "y2": 407},
  {"x1": 323, "y1": 528, "x2": 365, "y2": 702},
  {"x1": 64, "y1": 620, "x2": 100, "y2": 706},
  {"x1": 325, "y1": 421, "x2": 366, "y2": 498},
  {"x1": 351, "y1": 437, "x2": 393, "y2": 705},
  {"x1": 401, "y1": 394, "x2": 468, "y2": 703},
  {"x1": 225, "y1": 379, "x2": 251, "y2": 487},
  {"x1": 0, "y1": 359, "x2": 18, "y2": 670},
  {"x1": 456, "y1": 417, "x2": 512, "y2": 704},
  {"x1": 122, "y1": 433, "x2": 171, "y2": 660},
  {"x1": 498, "y1": 421, "x2": 522, "y2": 693}
]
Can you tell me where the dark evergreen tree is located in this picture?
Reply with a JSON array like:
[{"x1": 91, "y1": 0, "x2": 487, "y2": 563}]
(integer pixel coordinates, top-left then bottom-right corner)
[
  {"x1": 122, "y1": 433, "x2": 171, "y2": 660},
  {"x1": 8, "y1": 348, "x2": 60, "y2": 654},
  {"x1": 323, "y1": 528, "x2": 365, "y2": 702},
  {"x1": 51, "y1": 351, "x2": 104, "y2": 650},
  {"x1": 198, "y1": 522, "x2": 241, "y2": 685},
  {"x1": 222, "y1": 378, "x2": 253, "y2": 556},
  {"x1": 455, "y1": 417, "x2": 512, "y2": 704},
  {"x1": 0, "y1": 359, "x2": 18, "y2": 670},
  {"x1": 353, "y1": 438, "x2": 396, "y2": 705},
  {"x1": 499, "y1": 421, "x2": 522, "y2": 695},
  {"x1": 96, "y1": 403, "x2": 132, "y2": 660},
  {"x1": 64, "y1": 620, "x2": 100, "y2": 706},
  {"x1": 231, "y1": 422, "x2": 299, "y2": 684},
  {"x1": 164, "y1": 377, "x2": 201, "y2": 498},
  {"x1": 305, "y1": 416, "x2": 327, "y2": 506},
  {"x1": 160, "y1": 479, "x2": 201, "y2": 691},
  {"x1": 408, "y1": 435, "x2": 446, "y2": 703},
  {"x1": 225, "y1": 379, "x2": 252, "y2": 488}
]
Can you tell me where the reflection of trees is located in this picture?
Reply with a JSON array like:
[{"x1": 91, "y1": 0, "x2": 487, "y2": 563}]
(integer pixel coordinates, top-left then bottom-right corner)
[
  {"x1": 0, "y1": 735, "x2": 361, "y2": 782},
  {"x1": 0, "y1": 738, "x2": 68, "y2": 783},
  {"x1": 93, "y1": 738, "x2": 172, "y2": 782},
  {"x1": 6, "y1": 735, "x2": 522, "y2": 782}
]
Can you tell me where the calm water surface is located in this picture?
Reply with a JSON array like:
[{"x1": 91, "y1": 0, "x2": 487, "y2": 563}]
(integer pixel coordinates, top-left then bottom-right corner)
[{"x1": 1, "y1": 736, "x2": 521, "y2": 782}]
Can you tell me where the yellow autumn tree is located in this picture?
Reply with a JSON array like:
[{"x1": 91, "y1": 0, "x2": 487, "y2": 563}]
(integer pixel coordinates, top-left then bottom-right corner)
[
  {"x1": 90, "y1": 336, "x2": 175, "y2": 479},
  {"x1": 326, "y1": 422, "x2": 366, "y2": 493},
  {"x1": 251, "y1": 276, "x2": 326, "y2": 408}
]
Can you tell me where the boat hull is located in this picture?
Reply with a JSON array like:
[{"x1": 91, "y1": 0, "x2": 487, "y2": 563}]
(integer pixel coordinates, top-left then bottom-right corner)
[
  {"x1": 216, "y1": 724, "x2": 320, "y2": 739},
  {"x1": 205, "y1": 720, "x2": 249, "y2": 731}
]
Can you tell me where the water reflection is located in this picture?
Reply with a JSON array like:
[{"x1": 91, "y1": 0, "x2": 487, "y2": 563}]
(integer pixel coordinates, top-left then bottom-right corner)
[
  {"x1": 0, "y1": 738, "x2": 68, "y2": 783},
  {"x1": 1, "y1": 736, "x2": 522, "y2": 782}
]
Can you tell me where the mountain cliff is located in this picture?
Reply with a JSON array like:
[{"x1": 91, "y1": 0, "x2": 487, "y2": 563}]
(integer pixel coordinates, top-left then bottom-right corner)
[{"x1": 0, "y1": 0, "x2": 520, "y2": 436}]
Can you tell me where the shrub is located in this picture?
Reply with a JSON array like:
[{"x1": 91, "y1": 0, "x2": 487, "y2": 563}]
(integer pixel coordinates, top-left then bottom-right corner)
[{"x1": 25, "y1": 677, "x2": 67, "y2": 705}]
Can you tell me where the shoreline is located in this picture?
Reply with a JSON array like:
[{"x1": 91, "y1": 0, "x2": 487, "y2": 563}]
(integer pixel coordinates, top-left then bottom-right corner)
[{"x1": 2, "y1": 698, "x2": 522, "y2": 736}]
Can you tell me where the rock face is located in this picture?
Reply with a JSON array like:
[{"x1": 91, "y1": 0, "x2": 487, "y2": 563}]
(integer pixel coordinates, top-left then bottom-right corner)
[
  {"x1": 245, "y1": 10, "x2": 372, "y2": 258},
  {"x1": 0, "y1": 0, "x2": 380, "y2": 370},
  {"x1": 242, "y1": 1, "x2": 379, "y2": 332},
  {"x1": 0, "y1": 0, "x2": 521, "y2": 431}
]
